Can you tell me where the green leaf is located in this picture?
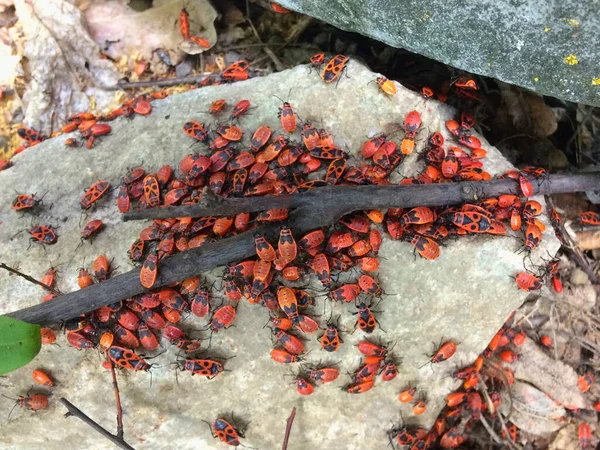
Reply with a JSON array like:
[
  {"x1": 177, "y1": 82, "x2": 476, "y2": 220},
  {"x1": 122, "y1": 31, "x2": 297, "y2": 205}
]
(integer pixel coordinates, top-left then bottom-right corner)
[{"x1": 0, "y1": 317, "x2": 41, "y2": 375}]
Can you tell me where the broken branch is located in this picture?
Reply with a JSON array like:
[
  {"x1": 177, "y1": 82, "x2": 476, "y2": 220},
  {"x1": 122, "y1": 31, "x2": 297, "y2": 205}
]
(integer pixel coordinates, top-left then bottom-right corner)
[
  {"x1": 123, "y1": 173, "x2": 600, "y2": 221},
  {"x1": 4, "y1": 173, "x2": 600, "y2": 326},
  {"x1": 60, "y1": 398, "x2": 135, "y2": 450}
]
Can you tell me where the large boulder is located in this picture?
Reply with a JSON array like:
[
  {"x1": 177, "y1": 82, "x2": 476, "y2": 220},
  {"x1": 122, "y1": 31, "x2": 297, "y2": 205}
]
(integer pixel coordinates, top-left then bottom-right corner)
[
  {"x1": 277, "y1": 0, "x2": 600, "y2": 106},
  {"x1": 0, "y1": 61, "x2": 559, "y2": 449}
]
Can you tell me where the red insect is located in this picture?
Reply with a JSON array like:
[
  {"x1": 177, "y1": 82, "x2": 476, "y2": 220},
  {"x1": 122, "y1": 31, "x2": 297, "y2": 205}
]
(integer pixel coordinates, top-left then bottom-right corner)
[
  {"x1": 302, "y1": 121, "x2": 321, "y2": 151},
  {"x1": 330, "y1": 284, "x2": 361, "y2": 303},
  {"x1": 277, "y1": 286, "x2": 299, "y2": 320},
  {"x1": 321, "y1": 54, "x2": 349, "y2": 84},
  {"x1": 307, "y1": 367, "x2": 339, "y2": 384},
  {"x1": 578, "y1": 423, "x2": 591, "y2": 449},
  {"x1": 310, "y1": 253, "x2": 331, "y2": 287},
  {"x1": 222, "y1": 60, "x2": 250, "y2": 82},
  {"x1": 28, "y1": 225, "x2": 58, "y2": 246},
  {"x1": 210, "y1": 418, "x2": 243, "y2": 446},
  {"x1": 271, "y1": 348, "x2": 299, "y2": 364},
  {"x1": 210, "y1": 305, "x2": 236, "y2": 332},
  {"x1": 578, "y1": 372, "x2": 594, "y2": 393},
  {"x1": 519, "y1": 173, "x2": 534, "y2": 197},
  {"x1": 361, "y1": 135, "x2": 386, "y2": 159},
  {"x1": 344, "y1": 379, "x2": 375, "y2": 394},
  {"x1": 180, "y1": 359, "x2": 224, "y2": 378},
  {"x1": 81, "y1": 180, "x2": 110, "y2": 209},
  {"x1": 421, "y1": 341, "x2": 457, "y2": 368},
  {"x1": 274, "y1": 330, "x2": 305, "y2": 354},
  {"x1": 93, "y1": 254, "x2": 110, "y2": 281},
  {"x1": 249, "y1": 126, "x2": 272, "y2": 152},
  {"x1": 179, "y1": 8, "x2": 190, "y2": 39},
  {"x1": 410, "y1": 235, "x2": 440, "y2": 260},
  {"x1": 210, "y1": 99, "x2": 226, "y2": 115},
  {"x1": 318, "y1": 318, "x2": 342, "y2": 352},
  {"x1": 8, "y1": 394, "x2": 49, "y2": 416},
  {"x1": 182, "y1": 120, "x2": 209, "y2": 142},
  {"x1": 12, "y1": 193, "x2": 44, "y2": 211},
  {"x1": 309, "y1": 53, "x2": 325, "y2": 69},
  {"x1": 380, "y1": 360, "x2": 398, "y2": 381},
  {"x1": 277, "y1": 99, "x2": 297, "y2": 133},
  {"x1": 401, "y1": 207, "x2": 435, "y2": 225},
  {"x1": 578, "y1": 211, "x2": 600, "y2": 226},
  {"x1": 254, "y1": 234, "x2": 276, "y2": 262},
  {"x1": 358, "y1": 275, "x2": 382, "y2": 296},
  {"x1": 140, "y1": 249, "x2": 158, "y2": 289},
  {"x1": 41, "y1": 328, "x2": 56, "y2": 345},
  {"x1": 358, "y1": 340, "x2": 387, "y2": 358},
  {"x1": 231, "y1": 99, "x2": 251, "y2": 120},
  {"x1": 189, "y1": 36, "x2": 211, "y2": 48},
  {"x1": 216, "y1": 124, "x2": 243, "y2": 141},
  {"x1": 521, "y1": 221, "x2": 542, "y2": 253},
  {"x1": 81, "y1": 219, "x2": 103, "y2": 243},
  {"x1": 355, "y1": 302, "x2": 378, "y2": 333},
  {"x1": 138, "y1": 322, "x2": 159, "y2": 351},
  {"x1": 295, "y1": 376, "x2": 314, "y2": 396},
  {"x1": 31, "y1": 369, "x2": 54, "y2": 387},
  {"x1": 108, "y1": 346, "x2": 151, "y2": 371}
]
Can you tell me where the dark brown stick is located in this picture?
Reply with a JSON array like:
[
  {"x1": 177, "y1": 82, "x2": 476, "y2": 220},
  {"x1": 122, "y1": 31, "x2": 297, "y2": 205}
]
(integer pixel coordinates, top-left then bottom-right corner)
[
  {"x1": 114, "y1": 74, "x2": 209, "y2": 90},
  {"x1": 60, "y1": 398, "x2": 135, "y2": 450},
  {"x1": 0, "y1": 263, "x2": 58, "y2": 294},
  {"x1": 110, "y1": 361, "x2": 124, "y2": 439},
  {"x1": 5, "y1": 173, "x2": 600, "y2": 326},
  {"x1": 123, "y1": 173, "x2": 600, "y2": 221},
  {"x1": 281, "y1": 407, "x2": 296, "y2": 450}
]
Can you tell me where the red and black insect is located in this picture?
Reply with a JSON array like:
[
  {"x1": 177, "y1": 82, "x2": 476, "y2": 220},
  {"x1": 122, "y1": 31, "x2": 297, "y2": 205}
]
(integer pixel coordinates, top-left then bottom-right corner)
[
  {"x1": 209, "y1": 417, "x2": 243, "y2": 446},
  {"x1": 81, "y1": 180, "x2": 110, "y2": 209},
  {"x1": 355, "y1": 302, "x2": 378, "y2": 334},
  {"x1": 12, "y1": 193, "x2": 44, "y2": 211},
  {"x1": 140, "y1": 249, "x2": 158, "y2": 289},
  {"x1": 80, "y1": 219, "x2": 103, "y2": 243},
  {"x1": 27, "y1": 225, "x2": 58, "y2": 246},
  {"x1": 231, "y1": 99, "x2": 251, "y2": 120},
  {"x1": 421, "y1": 340, "x2": 457, "y2": 368},
  {"x1": 183, "y1": 121, "x2": 209, "y2": 142},
  {"x1": 307, "y1": 367, "x2": 339, "y2": 384},
  {"x1": 108, "y1": 346, "x2": 151, "y2": 371},
  {"x1": 321, "y1": 54, "x2": 349, "y2": 84},
  {"x1": 318, "y1": 317, "x2": 343, "y2": 352},
  {"x1": 210, "y1": 305, "x2": 236, "y2": 332},
  {"x1": 274, "y1": 330, "x2": 305, "y2": 355}
]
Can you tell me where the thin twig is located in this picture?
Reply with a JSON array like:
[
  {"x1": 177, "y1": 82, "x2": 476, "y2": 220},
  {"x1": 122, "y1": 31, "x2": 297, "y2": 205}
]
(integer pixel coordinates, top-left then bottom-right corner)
[
  {"x1": 0, "y1": 263, "x2": 58, "y2": 294},
  {"x1": 281, "y1": 407, "x2": 296, "y2": 450},
  {"x1": 123, "y1": 173, "x2": 600, "y2": 221},
  {"x1": 110, "y1": 361, "x2": 124, "y2": 439},
  {"x1": 60, "y1": 398, "x2": 135, "y2": 450},
  {"x1": 115, "y1": 74, "x2": 210, "y2": 90}
]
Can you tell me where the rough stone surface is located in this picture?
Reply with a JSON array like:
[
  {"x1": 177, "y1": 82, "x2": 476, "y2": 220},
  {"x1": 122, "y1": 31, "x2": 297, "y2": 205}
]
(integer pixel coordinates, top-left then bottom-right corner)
[
  {"x1": 278, "y1": 0, "x2": 600, "y2": 106},
  {"x1": 0, "y1": 61, "x2": 560, "y2": 449}
]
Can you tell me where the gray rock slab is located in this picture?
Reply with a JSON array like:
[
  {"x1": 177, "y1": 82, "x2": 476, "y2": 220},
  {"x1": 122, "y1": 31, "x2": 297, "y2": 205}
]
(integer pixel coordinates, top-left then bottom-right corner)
[
  {"x1": 277, "y1": 0, "x2": 600, "y2": 106},
  {"x1": 0, "y1": 60, "x2": 559, "y2": 449}
]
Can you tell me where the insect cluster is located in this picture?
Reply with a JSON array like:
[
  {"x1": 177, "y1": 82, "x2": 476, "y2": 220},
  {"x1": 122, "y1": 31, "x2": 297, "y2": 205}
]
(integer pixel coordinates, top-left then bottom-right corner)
[{"x1": 6, "y1": 54, "x2": 597, "y2": 448}]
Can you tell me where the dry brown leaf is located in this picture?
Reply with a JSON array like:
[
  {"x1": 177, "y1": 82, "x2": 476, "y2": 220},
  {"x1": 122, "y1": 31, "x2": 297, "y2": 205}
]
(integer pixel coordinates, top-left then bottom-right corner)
[
  {"x1": 576, "y1": 230, "x2": 600, "y2": 250},
  {"x1": 549, "y1": 424, "x2": 582, "y2": 450},
  {"x1": 512, "y1": 338, "x2": 589, "y2": 409},
  {"x1": 525, "y1": 92, "x2": 558, "y2": 137},
  {"x1": 85, "y1": 0, "x2": 217, "y2": 66},
  {"x1": 498, "y1": 80, "x2": 529, "y2": 130},
  {"x1": 15, "y1": 0, "x2": 120, "y2": 133},
  {"x1": 504, "y1": 381, "x2": 566, "y2": 436}
]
